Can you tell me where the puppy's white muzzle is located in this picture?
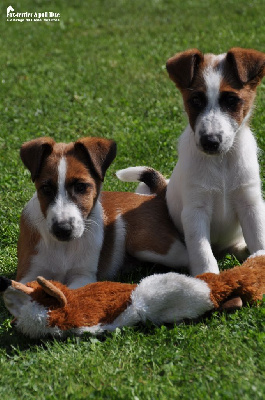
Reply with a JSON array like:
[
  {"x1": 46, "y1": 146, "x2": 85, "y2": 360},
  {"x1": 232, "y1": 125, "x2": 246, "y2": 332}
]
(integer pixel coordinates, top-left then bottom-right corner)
[
  {"x1": 195, "y1": 108, "x2": 237, "y2": 155},
  {"x1": 47, "y1": 197, "x2": 85, "y2": 242}
]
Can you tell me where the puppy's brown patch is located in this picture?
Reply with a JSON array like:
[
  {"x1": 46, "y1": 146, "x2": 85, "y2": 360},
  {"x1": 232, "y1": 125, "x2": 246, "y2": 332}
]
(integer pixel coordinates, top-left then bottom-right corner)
[{"x1": 16, "y1": 214, "x2": 41, "y2": 281}]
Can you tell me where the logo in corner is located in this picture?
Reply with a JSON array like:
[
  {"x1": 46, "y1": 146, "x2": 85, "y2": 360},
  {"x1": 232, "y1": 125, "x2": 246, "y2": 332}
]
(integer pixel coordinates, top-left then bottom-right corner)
[
  {"x1": 6, "y1": 5, "x2": 60, "y2": 22},
  {"x1": 7, "y1": 5, "x2": 14, "y2": 17}
]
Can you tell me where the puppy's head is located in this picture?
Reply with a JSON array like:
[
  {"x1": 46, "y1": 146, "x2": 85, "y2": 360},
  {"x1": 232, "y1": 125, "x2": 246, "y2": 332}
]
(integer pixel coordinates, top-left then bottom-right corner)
[
  {"x1": 20, "y1": 137, "x2": 116, "y2": 241},
  {"x1": 166, "y1": 48, "x2": 265, "y2": 155}
]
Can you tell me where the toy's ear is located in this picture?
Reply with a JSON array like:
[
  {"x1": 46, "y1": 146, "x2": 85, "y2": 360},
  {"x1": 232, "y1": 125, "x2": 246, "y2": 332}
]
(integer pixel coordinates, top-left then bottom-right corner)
[
  {"x1": 37, "y1": 277, "x2": 67, "y2": 307},
  {"x1": 74, "y1": 137, "x2": 117, "y2": 181},
  {"x1": 226, "y1": 47, "x2": 265, "y2": 86},
  {"x1": 166, "y1": 49, "x2": 204, "y2": 89},
  {"x1": 20, "y1": 137, "x2": 55, "y2": 182}
]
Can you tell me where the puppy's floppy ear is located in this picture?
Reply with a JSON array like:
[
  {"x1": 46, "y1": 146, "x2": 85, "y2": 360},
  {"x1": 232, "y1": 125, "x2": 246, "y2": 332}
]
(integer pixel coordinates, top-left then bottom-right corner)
[
  {"x1": 74, "y1": 137, "x2": 117, "y2": 181},
  {"x1": 20, "y1": 137, "x2": 55, "y2": 182},
  {"x1": 226, "y1": 47, "x2": 265, "y2": 86},
  {"x1": 166, "y1": 49, "x2": 204, "y2": 89}
]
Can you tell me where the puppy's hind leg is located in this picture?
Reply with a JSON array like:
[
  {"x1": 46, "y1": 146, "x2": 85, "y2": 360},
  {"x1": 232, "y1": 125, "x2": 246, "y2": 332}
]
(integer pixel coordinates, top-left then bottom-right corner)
[{"x1": 131, "y1": 238, "x2": 189, "y2": 270}]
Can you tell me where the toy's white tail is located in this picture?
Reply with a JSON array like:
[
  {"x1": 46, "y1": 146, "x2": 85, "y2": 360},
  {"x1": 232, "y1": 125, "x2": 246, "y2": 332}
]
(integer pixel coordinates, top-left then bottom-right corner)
[{"x1": 116, "y1": 166, "x2": 167, "y2": 196}]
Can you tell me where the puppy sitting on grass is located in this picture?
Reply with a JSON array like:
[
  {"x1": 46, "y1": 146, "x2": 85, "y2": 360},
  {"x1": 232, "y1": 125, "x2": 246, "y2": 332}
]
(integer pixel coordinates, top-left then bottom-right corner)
[{"x1": 119, "y1": 47, "x2": 265, "y2": 276}]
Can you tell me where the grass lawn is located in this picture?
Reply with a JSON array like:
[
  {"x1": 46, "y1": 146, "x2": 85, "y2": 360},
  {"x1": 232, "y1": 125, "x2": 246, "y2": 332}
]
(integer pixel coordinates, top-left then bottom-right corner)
[{"x1": 0, "y1": 0, "x2": 265, "y2": 398}]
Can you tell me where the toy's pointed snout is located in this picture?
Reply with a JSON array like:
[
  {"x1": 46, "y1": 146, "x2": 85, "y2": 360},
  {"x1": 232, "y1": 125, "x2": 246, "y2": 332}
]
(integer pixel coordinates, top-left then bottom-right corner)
[{"x1": 0, "y1": 276, "x2": 12, "y2": 292}]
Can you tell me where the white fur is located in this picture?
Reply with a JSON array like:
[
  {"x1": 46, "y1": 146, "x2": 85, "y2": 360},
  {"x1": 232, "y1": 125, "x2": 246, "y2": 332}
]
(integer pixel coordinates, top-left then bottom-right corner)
[
  {"x1": 134, "y1": 239, "x2": 188, "y2": 268},
  {"x1": 93, "y1": 273, "x2": 213, "y2": 332},
  {"x1": 3, "y1": 287, "x2": 64, "y2": 339},
  {"x1": 131, "y1": 272, "x2": 213, "y2": 324},
  {"x1": 166, "y1": 58, "x2": 265, "y2": 275},
  {"x1": 194, "y1": 60, "x2": 240, "y2": 154},
  {"x1": 135, "y1": 182, "x2": 152, "y2": 195},
  {"x1": 21, "y1": 194, "x2": 104, "y2": 288},
  {"x1": 116, "y1": 167, "x2": 153, "y2": 195},
  {"x1": 116, "y1": 166, "x2": 151, "y2": 195},
  {"x1": 135, "y1": 180, "x2": 170, "y2": 195},
  {"x1": 47, "y1": 157, "x2": 85, "y2": 240},
  {"x1": 15, "y1": 302, "x2": 64, "y2": 339},
  {"x1": 117, "y1": 167, "x2": 170, "y2": 195},
  {"x1": 58, "y1": 157, "x2": 67, "y2": 195},
  {"x1": 248, "y1": 250, "x2": 265, "y2": 258},
  {"x1": 116, "y1": 166, "x2": 148, "y2": 182}
]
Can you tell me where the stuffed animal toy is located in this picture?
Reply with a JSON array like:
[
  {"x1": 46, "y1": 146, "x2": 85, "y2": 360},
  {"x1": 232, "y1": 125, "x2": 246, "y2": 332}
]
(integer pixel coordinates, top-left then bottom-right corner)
[{"x1": 1, "y1": 252, "x2": 265, "y2": 339}]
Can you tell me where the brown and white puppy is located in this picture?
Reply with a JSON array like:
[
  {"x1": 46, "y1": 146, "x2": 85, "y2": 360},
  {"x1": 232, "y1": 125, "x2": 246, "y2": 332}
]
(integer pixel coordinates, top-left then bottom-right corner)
[
  {"x1": 17, "y1": 137, "x2": 188, "y2": 288},
  {"x1": 165, "y1": 48, "x2": 265, "y2": 275},
  {"x1": 121, "y1": 48, "x2": 265, "y2": 276}
]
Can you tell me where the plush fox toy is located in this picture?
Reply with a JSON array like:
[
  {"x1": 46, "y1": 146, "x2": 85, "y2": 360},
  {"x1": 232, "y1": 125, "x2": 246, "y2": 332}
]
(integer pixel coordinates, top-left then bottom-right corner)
[{"x1": 1, "y1": 252, "x2": 265, "y2": 339}]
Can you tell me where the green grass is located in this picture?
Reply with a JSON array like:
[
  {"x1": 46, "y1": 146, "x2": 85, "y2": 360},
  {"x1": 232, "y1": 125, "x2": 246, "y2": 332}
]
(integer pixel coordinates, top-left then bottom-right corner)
[{"x1": 0, "y1": 0, "x2": 265, "y2": 398}]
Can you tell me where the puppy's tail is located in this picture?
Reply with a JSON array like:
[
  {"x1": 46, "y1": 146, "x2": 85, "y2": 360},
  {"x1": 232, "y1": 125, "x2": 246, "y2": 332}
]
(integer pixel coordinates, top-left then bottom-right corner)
[{"x1": 116, "y1": 166, "x2": 168, "y2": 196}]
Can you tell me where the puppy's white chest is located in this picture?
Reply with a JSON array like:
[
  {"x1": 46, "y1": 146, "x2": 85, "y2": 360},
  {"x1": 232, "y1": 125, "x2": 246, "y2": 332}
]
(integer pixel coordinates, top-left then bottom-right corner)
[
  {"x1": 29, "y1": 236, "x2": 94, "y2": 284},
  {"x1": 32, "y1": 240, "x2": 77, "y2": 281},
  {"x1": 194, "y1": 158, "x2": 243, "y2": 243},
  {"x1": 210, "y1": 189, "x2": 240, "y2": 245},
  {"x1": 21, "y1": 196, "x2": 104, "y2": 286}
]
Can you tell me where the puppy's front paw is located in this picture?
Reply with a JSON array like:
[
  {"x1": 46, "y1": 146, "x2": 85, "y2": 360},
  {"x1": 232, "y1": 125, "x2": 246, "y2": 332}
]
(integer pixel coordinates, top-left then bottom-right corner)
[
  {"x1": 190, "y1": 259, "x2": 220, "y2": 276},
  {"x1": 248, "y1": 250, "x2": 265, "y2": 259}
]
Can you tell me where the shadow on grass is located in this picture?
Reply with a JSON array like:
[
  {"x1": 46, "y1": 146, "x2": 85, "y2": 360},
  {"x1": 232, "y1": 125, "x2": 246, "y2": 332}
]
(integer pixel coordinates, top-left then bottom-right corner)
[{"x1": 117, "y1": 255, "x2": 189, "y2": 283}]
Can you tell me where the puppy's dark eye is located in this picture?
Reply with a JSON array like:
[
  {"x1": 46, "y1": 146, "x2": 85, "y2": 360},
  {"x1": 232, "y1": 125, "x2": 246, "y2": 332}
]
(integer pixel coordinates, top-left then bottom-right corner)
[
  {"x1": 188, "y1": 93, "x2": 206, "y2": 110},
  {"x1": 40, "y1": 184, "x2": 55, "y2": 197},
  {"x1": 220, "y1": 93, "x2": 241, "y2": 111},
  {"x1": 74, "y1": 182, "x2": 89, "y2": 194}
]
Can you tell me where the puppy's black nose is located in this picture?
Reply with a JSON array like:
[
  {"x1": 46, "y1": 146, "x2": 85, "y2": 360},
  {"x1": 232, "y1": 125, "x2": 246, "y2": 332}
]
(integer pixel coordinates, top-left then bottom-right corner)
[
  {"x1": 200, "y1": 134, "x2": 222, "y2": 154},
  {"x1": 52, "y1": 221, "x2": 73, "y2": 241}
]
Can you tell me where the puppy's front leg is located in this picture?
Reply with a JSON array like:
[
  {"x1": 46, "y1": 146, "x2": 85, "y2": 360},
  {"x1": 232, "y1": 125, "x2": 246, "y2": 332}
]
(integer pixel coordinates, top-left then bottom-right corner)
[
  {"x1": 181, "y1": 206, "x2": 219, "y2": 276},
  {"x1": 235, "y1": 191, "x2": 265, "y2": 254},
  {"x1": 67, "y1": 272, "x2": 97, "y2": 289}
]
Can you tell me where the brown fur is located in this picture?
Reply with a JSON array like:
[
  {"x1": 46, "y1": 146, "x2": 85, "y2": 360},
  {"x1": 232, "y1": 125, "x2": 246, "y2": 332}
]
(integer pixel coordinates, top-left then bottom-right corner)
[
  {"x1": 166, "y1": 48, "x2": 265, "y2": 131},
  {"x1": 17, "y1": 214, "x2": 41, "y2": 281},
  {"x1": 218, "y1": 83, "x2": 256, "y2": 125},
  {"x1": 197, "y1": 256, "x2": 265, "y2": 308},
  {"x1": 102, "y1": 191, "x2": 179, "y2": 254},
  {"x1": 20, "y1": 137, "x2": 55, "y2": 182},
  {"x1": 97, "y1": 211, "x2": 116, "y2": 280},
  {"x1": 97, "y1": 191, "x2": 181, "y2": 279},
  {"x1": 225, "y1": 47, "x2": 265, "y2": 86},
  {"x1": 166, "y1": 48, "x2": 204, "y2": 89},
  {"x1": 27, "y1": 280, "x2": 137, "y2": 329},
  {"x1": 33, "y1": 142, "x2": 104, "y2": 218},
  {"x1": 63, "y1": 155, "x2": 99, "y2": 216},
  {"x1": 74, "y1": 137, "x2": 117, "y2": 182}
]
